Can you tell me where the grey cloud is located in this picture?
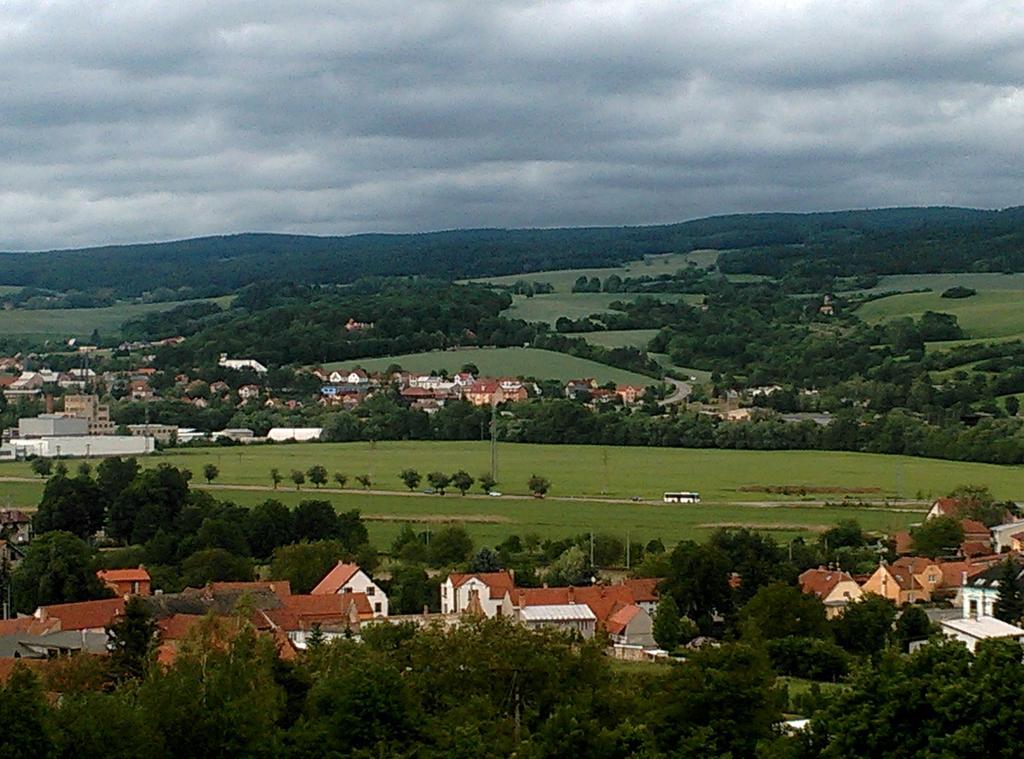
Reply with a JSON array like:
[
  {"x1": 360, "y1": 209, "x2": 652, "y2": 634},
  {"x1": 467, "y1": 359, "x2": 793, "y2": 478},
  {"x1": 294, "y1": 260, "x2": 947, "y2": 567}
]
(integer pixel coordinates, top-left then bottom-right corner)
[{"x1": 0, "y1": 1, "x2": 1023, "y2": 250}]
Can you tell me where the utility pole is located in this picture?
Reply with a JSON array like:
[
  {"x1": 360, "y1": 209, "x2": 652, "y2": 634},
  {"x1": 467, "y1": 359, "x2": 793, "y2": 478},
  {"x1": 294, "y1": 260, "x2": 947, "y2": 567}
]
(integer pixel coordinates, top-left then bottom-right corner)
[
  {"x1": 590, "y1": 531, "x2": 595, "y2": 568},
  {"x1": 626, "y1": 530, "x2": 631, "y2": 569},
  {"x1": 602, "y1": 448, "x2": 609, "y2": 495},
  {"x1": 490, "y1": 402, "x2": 498, "y2": 482}
]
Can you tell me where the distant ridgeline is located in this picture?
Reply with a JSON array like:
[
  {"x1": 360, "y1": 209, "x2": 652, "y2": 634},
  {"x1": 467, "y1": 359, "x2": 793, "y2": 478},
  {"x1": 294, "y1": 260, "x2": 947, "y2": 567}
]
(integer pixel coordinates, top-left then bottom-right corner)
[{"x1": 3, "y1": 206, "x2": 1024, "y2": 296}]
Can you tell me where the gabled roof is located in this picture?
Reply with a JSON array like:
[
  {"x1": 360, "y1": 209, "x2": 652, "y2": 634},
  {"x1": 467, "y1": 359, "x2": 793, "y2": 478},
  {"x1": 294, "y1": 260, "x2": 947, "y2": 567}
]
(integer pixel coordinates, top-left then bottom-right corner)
[
  {"x1": 203, "y1": 581, "x2": 292, "y2": 598},
  {"x1": 961, "y1": 519, "x2": 990, "y2": 536},
  {"x1": 619, "y1": 577, "x2": 660, "y2": 602},
  {"x1": 311, "y1": 563, "x2": 363, "y2": 595},
  {"x1": 799, "y1": 568, "x2": 856, "y2": 598},
  {"x1": 448, "y1": 571, "x2": 515, "y2": 600},
  {"x1": 605, "y1": 604, "x2": 644, "y2": 635},
  {"x1": 960, "y1": 541, "x2": 993, "y2": 558},
  {"x1": 35, "y1": 598, "x2": 125, "y2": 631},
  {"x1": 892, "y1": 557, "x2": 940, "y2": 576},
  {"x1": 519, "y1": 604, "x2": 596, "y2": 622},
  {"x1": 97, "y1": 567, "x2": 151, "y2": 584}
]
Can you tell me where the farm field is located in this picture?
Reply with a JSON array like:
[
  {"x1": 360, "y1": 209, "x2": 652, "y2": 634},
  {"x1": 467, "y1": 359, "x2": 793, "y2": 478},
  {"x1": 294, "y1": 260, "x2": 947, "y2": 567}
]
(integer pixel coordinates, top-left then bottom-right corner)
[
  {"x1": 0, "y1": 474, "x2": 923, "y2": 548},
  {"x1": 506, "y1": 292, "x2": 699, "y2": 324},
  {"x1": 466, "y1": 251, "x2": 712, "y2": 291},
  {"x1": 321, "y1": 347, "x2": 654, "y2": 385},
  {"x1": 579, "y1": 329, "x2": 660, "y2": 349},
  {"x1": 4, "y1": 441, "x2": 1018, "y2": 545},
  {"x1": 0, "y1": 295, "x2": 233, "y2": 339},
  {"x1": 852, "y1": 273, "x2": 1024, "y2": 295},
  {"x1": 857, "y1": 290, "x2": 1024, "y2": 340}
]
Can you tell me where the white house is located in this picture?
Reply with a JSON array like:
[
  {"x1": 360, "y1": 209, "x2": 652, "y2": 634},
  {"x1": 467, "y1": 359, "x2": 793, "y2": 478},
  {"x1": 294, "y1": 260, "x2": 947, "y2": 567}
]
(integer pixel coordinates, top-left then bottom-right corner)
[
  {"x1": 961, "y1": 562, "x2": 1024, "y2": 619},
  {"x1": 311, "y1": 562, "x2": 388, "y2": 617},
  {"x1": 941, "y1": 615, "x2": 1024, "y2": 652},
  {"x1": 990, "y1": 521, "x2": 1024, "y2": 553},
  {"x1": 218, "y1": 353, "x2": 268, "y2": 375},
  {"x1": 440, "y1": 571, "x2": 515, "y2": 617}
]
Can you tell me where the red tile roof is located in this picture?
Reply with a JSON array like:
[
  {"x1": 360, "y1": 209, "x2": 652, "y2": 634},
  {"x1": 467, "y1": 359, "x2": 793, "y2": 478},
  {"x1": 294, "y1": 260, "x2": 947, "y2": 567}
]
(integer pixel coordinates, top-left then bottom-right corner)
[
  {"x1": 799, "y1": 568, "x2": 855, "y2": 598},
  {"x1": 893, "y1": 531, "x2": 914, "y2": 555},
  {"x1": 605, "y1": 604, "x2": 643, "y2": 635},
  {"x1": 36, "y1": 598, "x2": 124, "y2": 631},
  {"x1": 619, "y1": 577, "x2": 660, "y2": 602},
  {"x1": 97, "y1": 568, "x2": 151, "y2": 584},
  {"x1": 960, "y1": 540, "x2": 993, "y2": 558},
  {"x1": 448, "y1": 571, "x2": 515, "y2": 600},
  {"x1": 0, "y1": 616, "x2": 59, "y2": 636},
  {"x1": 311, "y1": 563, "x2": 362, "y2": 595},
  {"x1": 158, "y1": 614, "x2": 206, "y2": 641},
  {"x1": 961, "y1": 519, "x2": 990, "y2": 537}
]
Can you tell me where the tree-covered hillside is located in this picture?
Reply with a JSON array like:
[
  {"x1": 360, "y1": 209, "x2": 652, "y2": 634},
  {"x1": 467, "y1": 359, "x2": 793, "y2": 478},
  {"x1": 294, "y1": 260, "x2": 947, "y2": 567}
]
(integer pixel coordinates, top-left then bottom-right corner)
[{"x1": 3, "y1": 206, "x2": 1023, "y2": 296}]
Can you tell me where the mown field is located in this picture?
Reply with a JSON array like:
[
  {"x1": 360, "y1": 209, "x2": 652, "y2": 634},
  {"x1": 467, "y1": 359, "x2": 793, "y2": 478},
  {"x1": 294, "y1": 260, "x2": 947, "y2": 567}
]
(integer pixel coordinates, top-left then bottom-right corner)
[
  {"x1": 506, "y1": 292, "x2": 699, "y2": 324},
  {"x1": 4, "y1": 441, "x2": 1019, "y2": 546},
  {"x1": 853, "y1": 273, "x2": 1024, "y2": 295},
  {"x1": 858, "y1": 290, "x2": 1024, "y2": 341},
  {"x1": 466, "y1": 251, "x2": 710, "y2": 291},
  {"x1": 0, "y1": 295, "x2": 233, "y2": 339},
  {"x1": 321, "y1": 347, "x2": 654, "y2": 385},
  {"x1": 579, "y1": 329, "x2": 660, "y2": 349}
]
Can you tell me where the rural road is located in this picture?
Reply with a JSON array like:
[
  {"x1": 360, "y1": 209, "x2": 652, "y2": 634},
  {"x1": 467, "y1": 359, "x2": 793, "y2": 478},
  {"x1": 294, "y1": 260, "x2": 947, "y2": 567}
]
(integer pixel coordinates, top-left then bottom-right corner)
[{"x1": 658, "y1": 377, "x2": 692, "y2": 406}]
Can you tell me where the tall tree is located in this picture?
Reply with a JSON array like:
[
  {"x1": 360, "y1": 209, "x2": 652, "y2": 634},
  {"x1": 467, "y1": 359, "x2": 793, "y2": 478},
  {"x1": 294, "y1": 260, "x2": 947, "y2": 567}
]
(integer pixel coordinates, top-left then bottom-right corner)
[
  {"x1": 307, "y1": 465, "x2": 328, "y2": 489},
  {"x1": 994, "y1": 559, "x2": 1024, "y2": 624},
  {"x1": 107, "y1": 595, "x2": 158, "y2": 681},
  {"x1": 399, "y1": 469, "x2": 422, "y2": 491},
  {"x1": 12, "y1": 531, "x2": 108, "y2": 612},
  {"x1": 652, "y1": 595, "x2": 682, "y2": 650}
]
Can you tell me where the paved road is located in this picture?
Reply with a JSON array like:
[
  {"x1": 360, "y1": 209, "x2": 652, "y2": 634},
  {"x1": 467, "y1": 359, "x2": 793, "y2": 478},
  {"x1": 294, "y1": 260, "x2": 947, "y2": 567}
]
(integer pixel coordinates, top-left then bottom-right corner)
[{"x1": 658, "y1": 377, "x2": 692, "y2": 406}]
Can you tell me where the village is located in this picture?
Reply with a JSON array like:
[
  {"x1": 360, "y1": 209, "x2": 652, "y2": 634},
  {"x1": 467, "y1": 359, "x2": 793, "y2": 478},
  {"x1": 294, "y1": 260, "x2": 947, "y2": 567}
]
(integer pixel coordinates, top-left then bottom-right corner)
[{"x1": 2, "y1": 490, "x2": 1024, "y2": 673}]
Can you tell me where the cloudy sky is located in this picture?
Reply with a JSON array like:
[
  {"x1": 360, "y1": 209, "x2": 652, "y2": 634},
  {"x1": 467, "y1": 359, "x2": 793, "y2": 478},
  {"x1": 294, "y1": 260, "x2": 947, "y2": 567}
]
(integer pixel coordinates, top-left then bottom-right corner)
[{"x1": 1, "y1": 1, "x2": 1023, "y2": 249}]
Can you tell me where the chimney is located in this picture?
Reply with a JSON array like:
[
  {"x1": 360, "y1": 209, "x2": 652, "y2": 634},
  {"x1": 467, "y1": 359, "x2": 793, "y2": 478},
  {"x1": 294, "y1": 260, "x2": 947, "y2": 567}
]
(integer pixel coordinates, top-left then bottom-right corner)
[
  {"x1": 45, "y1": 394, "x2": 53, "y2": 414},
  {"x1": 568, "y1": 586, "x2": 575, "y2": 604}
]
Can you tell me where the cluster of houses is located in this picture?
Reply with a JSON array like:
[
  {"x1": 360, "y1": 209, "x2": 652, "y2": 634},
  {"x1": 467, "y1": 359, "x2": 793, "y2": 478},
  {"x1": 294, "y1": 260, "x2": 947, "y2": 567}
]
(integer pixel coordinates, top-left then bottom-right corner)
[
  {"x1": 0, "y1": 561, "x2": 664, "y2": 670},
  {"x1": 314, "y1": 367, "x2": 648, "y2": 414},
  {"x1": 798, "y1": 497, "x2": 1024, "y2": 651}
]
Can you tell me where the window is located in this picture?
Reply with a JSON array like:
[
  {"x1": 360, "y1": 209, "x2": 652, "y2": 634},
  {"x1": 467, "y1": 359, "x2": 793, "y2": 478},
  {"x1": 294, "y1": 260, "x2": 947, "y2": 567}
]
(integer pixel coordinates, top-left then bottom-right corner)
[
  {"x1": 342, "y1": 586, "x2": 351, "y2": 593},
  {"x1": 374, "y1": 602, "x2": 381, "y2": 613},
  {"x1": 366, "y1": 586, "x2": 375, "y2": 596}
]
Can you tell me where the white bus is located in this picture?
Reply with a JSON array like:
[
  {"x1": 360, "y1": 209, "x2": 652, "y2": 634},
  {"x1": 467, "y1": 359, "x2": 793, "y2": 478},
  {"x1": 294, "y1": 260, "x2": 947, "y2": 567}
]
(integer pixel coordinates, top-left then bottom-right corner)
[{"x1": 663, "y1": 491, "x2": 700, "y2": 504}]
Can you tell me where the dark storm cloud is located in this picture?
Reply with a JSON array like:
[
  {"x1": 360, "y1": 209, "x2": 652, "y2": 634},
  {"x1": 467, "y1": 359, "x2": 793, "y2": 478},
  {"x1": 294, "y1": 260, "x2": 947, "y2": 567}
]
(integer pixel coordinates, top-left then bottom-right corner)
[{"x1": 1, "y1": 0, "x2": 1023, "y2": 249}]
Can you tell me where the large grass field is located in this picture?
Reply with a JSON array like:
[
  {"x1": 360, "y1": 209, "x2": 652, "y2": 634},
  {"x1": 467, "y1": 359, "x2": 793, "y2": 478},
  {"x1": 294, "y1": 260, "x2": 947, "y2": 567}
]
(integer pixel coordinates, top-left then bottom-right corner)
[
  {"x1": 321, "y1": 347, "x2": 654, "y2": 385},
  {"x1": 858, "y1": 290, "x2": 1024, "y2": 341},
  {"x1": 0, "y1": 295, "x2": 233, "y2": 339},
  {"x1": 853, "y1": 273, "x2": 1024, "y2": 295},
  {"x1": 467, "y1": 252, "x2": 711, "y2": 291},
  {"x1": 579, "y1": 329, "x2": 660, "y2": 349},
  {"x1": 4, "y1": 442, "x2": 1019, "y2": 547},
  {"x1": 506, "y1": 292, "x2": 699, "y2": 324}
]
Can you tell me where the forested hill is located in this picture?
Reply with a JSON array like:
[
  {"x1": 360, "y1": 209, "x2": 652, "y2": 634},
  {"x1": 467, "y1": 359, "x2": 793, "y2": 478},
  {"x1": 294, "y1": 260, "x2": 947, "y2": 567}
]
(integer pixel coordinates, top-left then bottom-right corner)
[{"x1": 2, "y1": 205, "x2": 1023, "y2": 296}]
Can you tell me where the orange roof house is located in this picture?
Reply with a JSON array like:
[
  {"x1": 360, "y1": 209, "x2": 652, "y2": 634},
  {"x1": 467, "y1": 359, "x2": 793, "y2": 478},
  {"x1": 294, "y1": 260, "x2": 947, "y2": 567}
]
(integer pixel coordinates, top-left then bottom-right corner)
[
  {"x1": 97, "y1": 567, "x2": 151, "y2": 597},
  {"x1": 33, "y1": 598, "x2": 125, "y2": 631},
  {"x1": 861, "y1": 563, "x2": 929, "y2": 606},
  {"x1": 798, "y1": 567, "x2": 864, "y2": 618}
]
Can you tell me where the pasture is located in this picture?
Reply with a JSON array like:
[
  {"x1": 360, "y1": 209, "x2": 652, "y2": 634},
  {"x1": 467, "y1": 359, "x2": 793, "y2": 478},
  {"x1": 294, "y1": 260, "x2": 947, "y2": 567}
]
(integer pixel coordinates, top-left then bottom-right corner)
[
  {"x1": 0, "y1": 295, "x2": 233, "y2": 339},
  {"x1": 4, "y1": 440, "x2": 1018, "y2": 546},
  {"x1": 467, "y1": 251, "x2": 710, "y2": 291},
  {"x1": 506, "y1": 291, "x2": 700, "y2": 325},
  {"x1": 858, "y1": 290, "x2": 1024, "y2": 341},
  {"x1": 579, "y1": 329, "x2": 660, "y2": 350},
  {"x1": 321, "y1": 347, "x2": 654, "y2": 385}
]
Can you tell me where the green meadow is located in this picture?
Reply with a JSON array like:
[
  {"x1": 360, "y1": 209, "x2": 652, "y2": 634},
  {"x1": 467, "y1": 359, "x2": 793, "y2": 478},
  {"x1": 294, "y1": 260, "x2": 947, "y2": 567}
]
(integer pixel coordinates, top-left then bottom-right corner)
[
  {"x1": 0, "y1": 295, "x2": 234, "y2": 340},
  {"x1": 858, "y1": 290, "x2": 1024, "y2": 341},
  {"x1": 506, "y1": 292, "x2": 699, "y2": 324},
  {"x1": 321, "y1": 347, "x2": 653, "y2": 385}
]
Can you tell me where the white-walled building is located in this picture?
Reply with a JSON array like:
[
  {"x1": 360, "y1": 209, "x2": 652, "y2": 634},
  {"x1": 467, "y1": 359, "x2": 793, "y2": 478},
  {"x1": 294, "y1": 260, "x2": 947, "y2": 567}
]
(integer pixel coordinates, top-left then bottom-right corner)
[
  {"x1": 440, "y1": 571, "x2": 515, "y2": 617},
  {"x1": 267, "y1": 427, "x2": 323, "y2": 442},
  {"x1": 218, "y1": 354, "x2": 268, "y2": 375},
  {"x1": 311, "y1": 562, "x2": 388, "y2": 617},
  {"x1": 941, "y1": 616, "x2": 1024, "y2": 652}
]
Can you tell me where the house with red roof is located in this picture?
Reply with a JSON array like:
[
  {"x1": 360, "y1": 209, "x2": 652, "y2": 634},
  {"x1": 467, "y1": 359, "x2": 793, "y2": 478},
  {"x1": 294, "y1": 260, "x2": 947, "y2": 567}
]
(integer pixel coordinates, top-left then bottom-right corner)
[
  {"x1": 798, "y1": 567, "x2": 863, "y2": 618},
  {"x1": 513, "y1": 584, "x2": 656, "y2": 646},
  {"x1": 97, "y1": 566, "x2": 151, "y2": 597},
  {"x1": 33, "y1": 597, "x2": 125, "y2": 632},
  {"x1": 441, "y1": 571, "x2": 515, "y2": 617},
  {"x1": 861, "y1": 562, "x2": 930, "y2": 605},
  {"x1": 311, "y1": 562, "x2": 388, "y2": 617}
]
